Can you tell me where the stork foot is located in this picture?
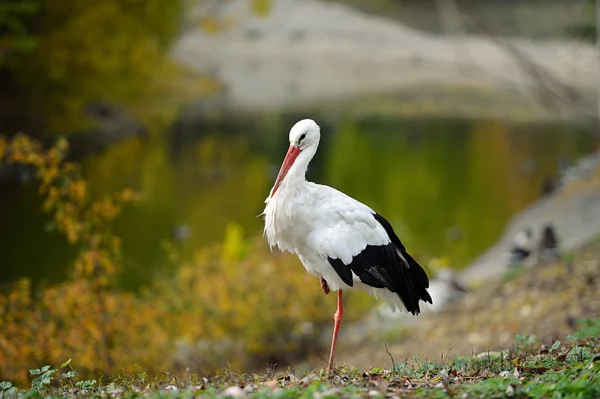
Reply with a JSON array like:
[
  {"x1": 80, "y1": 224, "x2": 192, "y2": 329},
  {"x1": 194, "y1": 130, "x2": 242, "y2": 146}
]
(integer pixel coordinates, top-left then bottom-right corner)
[{"x1": 320, "y1": 278, "x2": 330, "y2": 295}]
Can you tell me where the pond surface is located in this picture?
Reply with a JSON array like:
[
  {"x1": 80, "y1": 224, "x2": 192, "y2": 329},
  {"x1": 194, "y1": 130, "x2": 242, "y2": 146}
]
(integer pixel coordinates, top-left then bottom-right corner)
[{"x1": 0, "y1": 115, "x2": 593, "y2": 289}]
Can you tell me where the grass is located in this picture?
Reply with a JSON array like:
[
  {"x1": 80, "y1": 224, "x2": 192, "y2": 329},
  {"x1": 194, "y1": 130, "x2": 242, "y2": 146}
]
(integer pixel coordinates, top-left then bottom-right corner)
[{"x1": 1, "y1": 324, "x2": 598, "y2": 399}]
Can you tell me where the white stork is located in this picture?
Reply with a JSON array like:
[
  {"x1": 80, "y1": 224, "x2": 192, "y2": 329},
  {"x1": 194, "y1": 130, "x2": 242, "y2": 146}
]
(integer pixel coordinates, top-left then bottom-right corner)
[{"x1": 262, "y1": 119, "x2": 432, "y2": 377}]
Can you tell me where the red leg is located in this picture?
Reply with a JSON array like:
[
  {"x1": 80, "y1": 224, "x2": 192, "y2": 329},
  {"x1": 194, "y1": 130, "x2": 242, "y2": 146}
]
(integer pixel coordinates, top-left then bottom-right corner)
[
  {"x1": 326, "y1": 290, "x2": 344, "y2": 377},
  {"x1": 321, "y1": 278, "x2": 330, "y2": 294}
]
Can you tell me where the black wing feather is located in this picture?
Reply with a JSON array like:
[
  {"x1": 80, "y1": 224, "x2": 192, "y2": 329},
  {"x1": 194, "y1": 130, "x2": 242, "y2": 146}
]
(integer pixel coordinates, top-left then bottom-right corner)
[
  {"x1": 327, "y1": 212, "x2": 432, "y2": 315},
  {"x1": 328, "y1": 258, "x2": 354, "y2": 287}
]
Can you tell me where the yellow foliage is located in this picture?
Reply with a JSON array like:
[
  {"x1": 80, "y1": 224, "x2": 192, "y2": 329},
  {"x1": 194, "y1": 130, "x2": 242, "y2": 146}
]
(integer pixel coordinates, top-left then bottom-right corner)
[
  {"x1": 0, "y1": 237, "x2": 333, "y2": 385},
  {"x1": 0, "y1": 134, "x2": 152, "y2": 384},
  {"x1": 0, "y1": 277, "x2": 172, "y2": 385},
  {"x1": 0, "y1": 134, "x2": 341, "y2": 386},
  {"x1": 155, "y1": 239, "x2": 333, "y2": 374},
  {"x1": 221, "y1": 222, "x2": 246, "y2": 262},
  {"x1": 1, "y1": 135, "x2": 139, "y2": 272}
]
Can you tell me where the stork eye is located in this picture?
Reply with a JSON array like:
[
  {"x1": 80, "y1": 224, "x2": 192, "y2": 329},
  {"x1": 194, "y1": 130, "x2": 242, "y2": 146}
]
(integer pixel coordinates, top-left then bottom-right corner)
[{"x1": 299, "y1": 133, "x2": 307, "y2": 143}]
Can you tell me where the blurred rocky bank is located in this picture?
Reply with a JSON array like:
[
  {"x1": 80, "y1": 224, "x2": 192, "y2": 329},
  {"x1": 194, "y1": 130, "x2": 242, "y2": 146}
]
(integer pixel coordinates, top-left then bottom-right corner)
[{"x1": 172, "y1": 0, "x2": 600, "y2": 122}]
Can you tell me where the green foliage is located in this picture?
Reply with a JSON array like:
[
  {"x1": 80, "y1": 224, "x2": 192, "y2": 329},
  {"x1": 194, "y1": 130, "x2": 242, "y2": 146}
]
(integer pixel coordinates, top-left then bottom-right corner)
[
  {"x1": 455, "y1": 361, "x2": 600, "y2": 399},
  {"x1": 0, "y1": 381, "x2": 18, "y2": 397},
  {"x1": 0, "y1": 0, "x2": 40, "y2": 63},
  {"x1": 514, "y1": 334, "x2": 537, "y2": 353},
  {"x1": 2, "y1": 0, "x2": 184, "y2": 133}
]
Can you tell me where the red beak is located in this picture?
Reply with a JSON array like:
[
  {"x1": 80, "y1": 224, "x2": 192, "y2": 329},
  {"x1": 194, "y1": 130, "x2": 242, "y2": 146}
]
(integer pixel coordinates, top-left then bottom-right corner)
[{"x1": 270, "y1": 145, "x2": 301, "y2": 196}]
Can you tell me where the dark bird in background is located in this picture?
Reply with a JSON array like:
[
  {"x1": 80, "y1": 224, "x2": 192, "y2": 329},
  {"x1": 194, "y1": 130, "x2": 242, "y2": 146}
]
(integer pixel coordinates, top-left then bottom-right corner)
[{"x1": 537, "y1": 224, "x2": 561, "y2": 262}]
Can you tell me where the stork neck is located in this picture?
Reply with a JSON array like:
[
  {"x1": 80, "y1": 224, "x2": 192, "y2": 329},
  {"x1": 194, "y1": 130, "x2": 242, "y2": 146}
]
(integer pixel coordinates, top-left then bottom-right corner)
[{"x1": 279, "y1": 145, "x2": 315, "y2": 194}]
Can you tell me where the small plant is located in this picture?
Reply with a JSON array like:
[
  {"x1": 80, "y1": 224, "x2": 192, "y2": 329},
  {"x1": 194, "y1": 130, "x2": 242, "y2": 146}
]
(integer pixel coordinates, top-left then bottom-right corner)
[
  {"x1": 29, "y1": 365, "x2": 57, "y2": 391},
  {"x1": 74, "y1": 380, "x2": 97, "y2": 390},
  {"x1": 514, "y1": 333, "x2": 537, "y2": 353},
  {"x1": 515, "y1": 334, "x2": 536, "y2": 346},
  {"x1": 549, "y1": 340, "x2": 561, "y2": 354},
  {"x1": 0, "y1": 381, "x2": 18, "y2": 398}
]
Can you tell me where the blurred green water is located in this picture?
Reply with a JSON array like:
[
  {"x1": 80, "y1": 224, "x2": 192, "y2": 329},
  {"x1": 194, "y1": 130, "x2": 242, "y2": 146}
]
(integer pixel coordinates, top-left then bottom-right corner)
[{"x1": 0, "y1": 115, "x2": 593, "y2": 289}]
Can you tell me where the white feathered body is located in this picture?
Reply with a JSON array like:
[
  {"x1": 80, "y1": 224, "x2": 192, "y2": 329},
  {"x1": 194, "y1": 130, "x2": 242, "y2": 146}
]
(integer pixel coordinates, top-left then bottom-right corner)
[{"x1": 263, "y1": 181, "x2": 407, "y2": 311}]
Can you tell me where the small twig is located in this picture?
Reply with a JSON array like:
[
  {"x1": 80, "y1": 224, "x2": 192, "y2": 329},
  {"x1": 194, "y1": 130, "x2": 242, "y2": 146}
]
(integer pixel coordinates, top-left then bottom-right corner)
[
  {"x1": 384, "y1": 343, "x2": 396, "y2": 369},
  {"x1": 440, "y1": 348, "x2": 452, "y2": 368},
  {"x1": 460, "y1": 8, "x2": 600, "y2": 124}
]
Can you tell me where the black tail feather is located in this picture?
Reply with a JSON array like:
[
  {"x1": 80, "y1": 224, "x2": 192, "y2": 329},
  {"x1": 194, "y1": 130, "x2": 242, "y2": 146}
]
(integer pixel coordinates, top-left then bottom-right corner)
[
  {"x1": 372, "y1": 213, "x2": 433, "y2": 315},
  {"x1": 396, "y1": 251, "x2": 433, "y2": 315}
]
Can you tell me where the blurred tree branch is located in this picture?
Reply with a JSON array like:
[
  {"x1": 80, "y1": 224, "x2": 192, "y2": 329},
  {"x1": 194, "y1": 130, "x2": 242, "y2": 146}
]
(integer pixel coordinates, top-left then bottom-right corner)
[{"x1": 454, "y1": 4, "x2": 600, "y2": 133}]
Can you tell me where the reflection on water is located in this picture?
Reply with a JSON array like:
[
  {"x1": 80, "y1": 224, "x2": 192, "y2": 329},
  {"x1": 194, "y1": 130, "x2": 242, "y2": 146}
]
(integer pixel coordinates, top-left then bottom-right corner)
[{"x1": 0, "y1": 116, "x2": 593, "y2": 288}]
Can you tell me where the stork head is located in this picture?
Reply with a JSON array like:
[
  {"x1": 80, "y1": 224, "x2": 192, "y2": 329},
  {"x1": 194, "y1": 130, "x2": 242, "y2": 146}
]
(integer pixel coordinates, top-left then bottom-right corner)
[
  {"x1": 270, "y1": 119, "x2": 320, "y2": 197},
  {"x1": 289, "y1": 119, "x2": 320, "y2": 150}
]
